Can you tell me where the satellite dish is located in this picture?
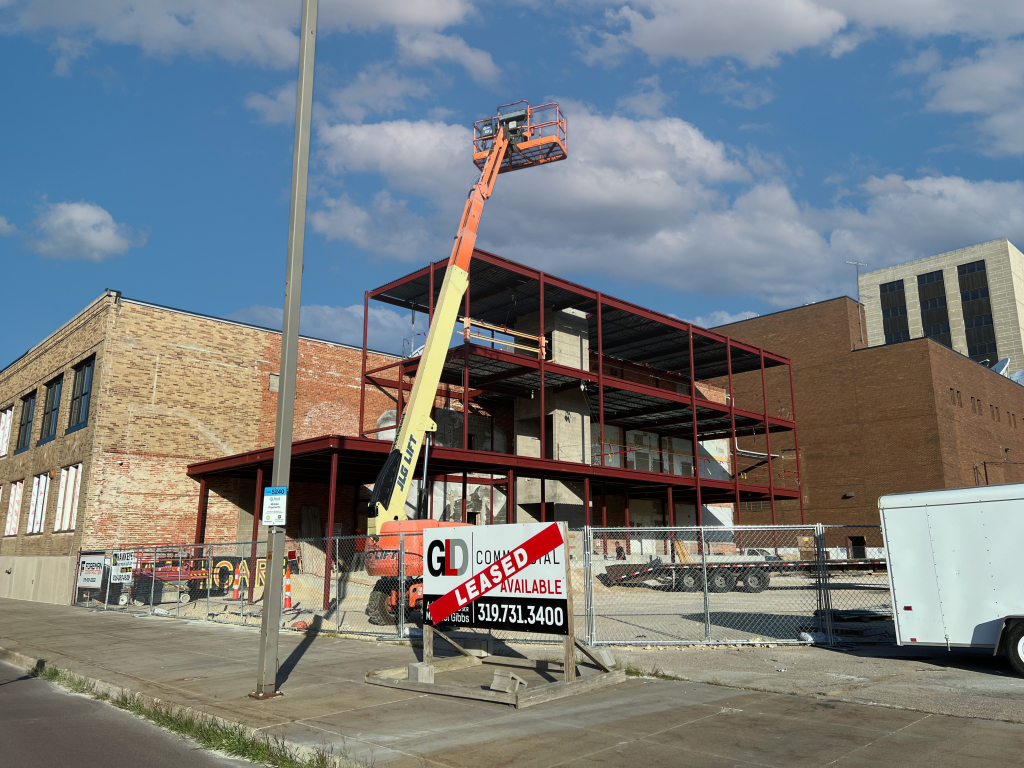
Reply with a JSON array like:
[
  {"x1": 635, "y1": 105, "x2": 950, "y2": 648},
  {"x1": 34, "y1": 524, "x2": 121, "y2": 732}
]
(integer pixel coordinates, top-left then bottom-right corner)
[
  {"x1": 1012, "y1": 369, "x2": 1024, "y2": 386},
  {"x1": 992, "y1": 358, "x2": 1011, "y2": 376}
]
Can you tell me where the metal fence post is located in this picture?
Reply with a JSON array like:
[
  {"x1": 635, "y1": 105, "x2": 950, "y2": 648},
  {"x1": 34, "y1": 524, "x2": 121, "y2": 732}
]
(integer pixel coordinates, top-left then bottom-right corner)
[
  {"x1": 206, "y1": 550, "x2": 212, "y2": 622},
  {"x1": 149, "y1": 547, "x2": 156, "y2": 614},
  {"x1": 176, "y1": 547, "x2": 182, "y2": 618},
  {"x1": 397, "y1": 533, "x2": 406, "y2": 640},
  {"x1": 583, "y1": 526, "x2": 595, "y2": 645},
  {"x1": 103, "y1": 551, "x2": 110, "y2": 611},
  {"x1": 814, "y1": 523, "x2": 835, "y2": 644},
  {"x1": 700, "y1": 528, "x2": 711, "y2": 642}
]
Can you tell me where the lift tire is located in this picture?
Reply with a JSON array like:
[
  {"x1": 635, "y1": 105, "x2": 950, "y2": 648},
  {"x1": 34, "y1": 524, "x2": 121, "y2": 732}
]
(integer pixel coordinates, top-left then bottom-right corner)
[
  {"x1": 178, "y1": 590, "x2": 192, "y2": 604},
  {"x1": 741, "y1": 567, "x2": 770, "y2": 593},
  {"x1": 676, "y1": 570, "x2": 704, "y2": 593},
  {"x1": 707, "y1": 569, "x2": 737, "y2": 593},
  {"x1": 367, "y1": 578, "x2": 398, "y2": 626},
  {"x1": 1006, "y1": 622, "x2": 1024, "y2": 677}
]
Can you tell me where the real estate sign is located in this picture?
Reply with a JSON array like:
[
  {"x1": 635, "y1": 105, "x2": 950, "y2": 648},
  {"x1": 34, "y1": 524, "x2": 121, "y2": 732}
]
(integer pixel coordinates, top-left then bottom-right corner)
[{"x1": 423, "y1": 522, "x2": 569, "y2": 635}]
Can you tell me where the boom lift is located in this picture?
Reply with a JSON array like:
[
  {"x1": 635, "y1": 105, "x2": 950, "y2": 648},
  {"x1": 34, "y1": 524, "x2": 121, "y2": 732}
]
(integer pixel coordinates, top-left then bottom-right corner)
[{"x1": 366, "y1": 102, "x2": 567, "y2": 538}]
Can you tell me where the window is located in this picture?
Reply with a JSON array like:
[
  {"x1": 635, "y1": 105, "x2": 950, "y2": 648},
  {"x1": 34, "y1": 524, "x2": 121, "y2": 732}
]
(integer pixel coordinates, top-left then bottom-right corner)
[
  {"x1": 67, "y1": 356, "x2": 94, "y2": 432},
  {"x1": 879, "y1": 280, "x2": 910, "y2": 344},
  {"x1": 918, "y1": 271, "x2": 952, "y2": 348},
  {"x1": 991, "y1": 404, "x2": 996, "y2": 420},
  {"x1": 4, "y1": 480, "x2": 24, "y2": 536},
  {"x1": 26, "y1": 472, "x2": 50, "y2": 534},
  {"x1": 971, "y1": 397, "x2": 977, "y2": 413},
  {"x1": 958, "y1": 260, "x2": 997, "y2": 363},
  {"x1": 957, "y1": 391, "x2": 962, "y2": 407},
  {"x1": 38, "y1": 375, "x2": 63, "y2": 445},
  {"x1": 0, "y1": 406, "x2": 12, "y2": 458},
  {"x1": 15, "y1": 391, "x2": 36, "y2": 453},
  {"x1": 54, "y1": 463, "x2": 83, "y2": 532}
]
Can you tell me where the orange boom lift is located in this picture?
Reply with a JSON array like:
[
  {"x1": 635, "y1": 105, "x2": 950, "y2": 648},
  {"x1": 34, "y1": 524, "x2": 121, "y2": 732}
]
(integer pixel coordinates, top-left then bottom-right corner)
[{"x1": 363, "y1": 102, "x2": 567, "y2": 623}]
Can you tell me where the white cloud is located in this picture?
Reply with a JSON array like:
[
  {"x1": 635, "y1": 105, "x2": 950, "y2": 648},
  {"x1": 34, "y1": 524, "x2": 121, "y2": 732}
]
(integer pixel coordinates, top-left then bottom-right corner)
[
  {"x1": 310, "y1": 191, "x2": 436, "y2": 260},
  {"x1": 616, "y1": 75, "x2": 670, "y2": 117},
  {"x1": 396, "y1": 30, "x2": 498, "y2": 85},
  {"x1": 0, "y1": 216, "x2": 17, "y2": 236},
  {"x1": 310, "y1": 106, "x2": 1024, "y2": 308},
  {"x1": 686, "y1": 309, "x2": 759, "y2": 327},
  {"x1": 7, "y1": 0, "x2": 477, "y2": 72},
  {"x1": 589, "y1": 0, "x2": 847, "y2": 68},
  {"x1": 27, "y1": 201, "x2": 145, "y2": 261},
  {"x1": 702, "y1": 69, "x2": 776, "y2": 109},
  {"x1": 325, "y1": 64, "x2": 430, "y2": 123},
  {"x1": 229, "y1": 302, "x2": 412, "y2": 353},
  {"x1": 244, "y1": 82, "x2": 295, "y2": 125},
  {"x1": 48, "y1": 36, "x2": 89, "y2": 76},
  {"x1": 916, "y1": 41, "x2": 1024, "y2": 155},
  {"x1": 573, "y1": 0, "x2": 1024, "y2": 70}
]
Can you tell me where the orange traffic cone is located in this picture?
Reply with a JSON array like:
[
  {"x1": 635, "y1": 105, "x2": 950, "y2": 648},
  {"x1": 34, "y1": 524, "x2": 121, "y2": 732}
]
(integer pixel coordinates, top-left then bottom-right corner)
[
  {"x1": 284, "y1": 563, "x2": 292, "y2": 610},
  {"x1": 232, "y1": 562, "x2": 241, "y2": 600}
]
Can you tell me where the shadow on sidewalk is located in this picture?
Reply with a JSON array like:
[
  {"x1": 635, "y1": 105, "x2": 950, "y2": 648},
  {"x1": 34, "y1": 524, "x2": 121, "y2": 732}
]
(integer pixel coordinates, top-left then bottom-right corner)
[{"x1": 277, "y1": 616, "x2": 322, "y2": 687}]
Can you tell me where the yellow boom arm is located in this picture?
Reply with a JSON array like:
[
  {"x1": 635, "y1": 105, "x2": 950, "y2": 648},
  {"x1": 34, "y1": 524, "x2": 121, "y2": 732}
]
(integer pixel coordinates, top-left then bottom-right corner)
[{"x1": 366, "y1": 126, "x2": 510, "y2": 535}]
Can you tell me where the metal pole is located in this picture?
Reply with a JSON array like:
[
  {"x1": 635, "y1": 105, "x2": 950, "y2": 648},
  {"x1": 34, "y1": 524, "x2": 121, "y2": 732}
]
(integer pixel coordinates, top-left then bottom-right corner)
[
  {"x1": 700, "y1": 529, "x2": 711, "y2": 642},
  {"x1": 398, "y1": 532, "x2": 406, "y2": 640},
  {"x1": 206, "y1": 551, "x2": 212, "y2": 621},
  {"x1": 255, "y1": 0, "x2": 318, "y2": 699}
]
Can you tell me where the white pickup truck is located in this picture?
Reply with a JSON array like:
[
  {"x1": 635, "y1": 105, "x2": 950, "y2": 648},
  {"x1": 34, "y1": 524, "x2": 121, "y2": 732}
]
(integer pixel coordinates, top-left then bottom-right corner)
[{"x1": 880, "y1": 483, "x2": 1024, "y2": 675}]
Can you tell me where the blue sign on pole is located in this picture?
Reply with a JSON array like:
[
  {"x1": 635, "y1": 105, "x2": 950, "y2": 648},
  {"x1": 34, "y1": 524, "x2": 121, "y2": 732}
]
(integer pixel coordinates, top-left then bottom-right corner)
[{"x1": 262, "y1": 486, "x2": 288, "y2": 526}]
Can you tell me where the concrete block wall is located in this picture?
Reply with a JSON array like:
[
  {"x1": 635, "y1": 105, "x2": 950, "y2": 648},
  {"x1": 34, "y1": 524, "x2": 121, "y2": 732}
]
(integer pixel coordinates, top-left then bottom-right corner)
[{"x1": 859, "y1": 238, "x2": 1024, "y2": 371}]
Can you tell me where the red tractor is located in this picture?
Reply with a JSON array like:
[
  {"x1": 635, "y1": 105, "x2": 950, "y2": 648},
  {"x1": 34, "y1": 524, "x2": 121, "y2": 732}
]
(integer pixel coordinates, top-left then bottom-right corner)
[{"x1": 363, "y1": 518, "x2": 469, "y2": 625}]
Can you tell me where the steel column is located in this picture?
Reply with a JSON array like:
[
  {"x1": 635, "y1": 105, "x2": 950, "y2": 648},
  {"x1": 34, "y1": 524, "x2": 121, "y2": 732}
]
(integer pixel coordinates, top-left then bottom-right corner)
[
  {"x1": 248, "y1": 466, "x2": 263, "y2": 604},
  {"x1": 539, "y1": 274, "x2": 546, "y2": 460},
  {"x1": 688, "y1": 328, "x2": 703, "y2": 525},
  {"x1": 359, "y1": 290, "x2": 369, "y2": 437},
  {"x1": 597, "y1": 294, "x2": 605, "y2": 467},
  {"x1": 583, "y1": 476, "x2": 590, "y2": 526},
  {"x1": 726, "y1": 339, "x2": 742, "y2": 524},
  {"x1": 760, "y1": 350, "x2": 777, "y2": 525},
  {"x1": 463, "y1": 286, "x2": 470, "y2": 451},
  {"x1": 788, "y1": 361, "x2": 805, "y2": 524},
  {"x1": 194, "y1": 476, "x2": 208, "y2": 544},
  {"x1": 323, "y1": 451, "x2": 337, "y2": 610}
]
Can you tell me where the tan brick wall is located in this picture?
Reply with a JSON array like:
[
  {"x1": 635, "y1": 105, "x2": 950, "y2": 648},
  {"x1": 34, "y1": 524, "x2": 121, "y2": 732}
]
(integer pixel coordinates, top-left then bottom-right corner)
[
  {"x1": 0, "y1": 296, "x2": 110, "y2": 558},
  {"x1": 1, "y1": 293, "x2": 403, "y2": 553}
]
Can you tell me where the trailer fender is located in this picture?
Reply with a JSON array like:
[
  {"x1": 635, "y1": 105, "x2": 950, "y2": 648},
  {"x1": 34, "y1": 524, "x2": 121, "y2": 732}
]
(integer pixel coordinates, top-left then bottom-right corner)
[{"x1": 993, "y1": 616, "x2": 1024, "y2": 657}]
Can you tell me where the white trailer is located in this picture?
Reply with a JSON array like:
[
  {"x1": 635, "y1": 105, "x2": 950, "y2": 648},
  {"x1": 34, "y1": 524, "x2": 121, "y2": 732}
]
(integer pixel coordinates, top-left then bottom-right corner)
[{"x1": 880, "y1": 483, "x2": 1024, "y2": 675}]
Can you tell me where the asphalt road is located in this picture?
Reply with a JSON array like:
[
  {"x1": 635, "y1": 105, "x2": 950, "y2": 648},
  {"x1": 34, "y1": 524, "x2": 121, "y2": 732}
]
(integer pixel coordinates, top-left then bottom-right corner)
[{"x1": 0, "y1": 661, "x2": 257, "y2": 768}]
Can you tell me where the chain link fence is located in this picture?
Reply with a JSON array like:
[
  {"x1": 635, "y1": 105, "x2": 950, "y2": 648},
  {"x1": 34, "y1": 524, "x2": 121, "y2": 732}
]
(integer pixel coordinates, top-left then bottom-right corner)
[{"x1": 71, "y1": 525, "x2": 891, "y2": 646}]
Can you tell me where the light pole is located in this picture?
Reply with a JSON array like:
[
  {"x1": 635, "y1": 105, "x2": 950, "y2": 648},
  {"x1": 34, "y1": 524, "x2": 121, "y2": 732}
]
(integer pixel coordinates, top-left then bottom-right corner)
[
  {"x1": 252, "y1": 0, "x2": 318, "y2": 699},
  {"x1": 845, "y1": 261, "x2": 868, "y2": 303}
]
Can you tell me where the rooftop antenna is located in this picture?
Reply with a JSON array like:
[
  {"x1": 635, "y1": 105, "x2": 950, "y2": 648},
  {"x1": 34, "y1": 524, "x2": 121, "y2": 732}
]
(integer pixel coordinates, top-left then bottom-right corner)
[
  {"x1": 846, "y1": 261, "x2": 868, "y2": 347},
  {"x1": 845, "y1": 261, "x2": 868, "y2": 303}
]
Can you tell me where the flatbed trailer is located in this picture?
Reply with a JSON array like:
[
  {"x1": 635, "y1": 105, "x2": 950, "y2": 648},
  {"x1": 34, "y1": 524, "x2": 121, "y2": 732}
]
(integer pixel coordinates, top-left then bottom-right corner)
[{"x1": 602, "y1": 554, "x2": 886, "y2": 593}]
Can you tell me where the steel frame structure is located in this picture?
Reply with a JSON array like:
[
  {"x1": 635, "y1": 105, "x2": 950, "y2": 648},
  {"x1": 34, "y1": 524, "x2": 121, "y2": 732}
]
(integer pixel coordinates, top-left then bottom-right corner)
[
  {"x1": 186, "y1": 251, "x2": 803, "y2": 607},
  {"x1": 358, "y1": 249, "x2": 803, "y2": 527}
]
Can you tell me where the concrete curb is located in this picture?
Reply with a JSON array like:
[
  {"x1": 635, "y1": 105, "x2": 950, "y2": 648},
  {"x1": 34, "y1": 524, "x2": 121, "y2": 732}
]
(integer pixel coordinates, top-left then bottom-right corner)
[{"x1": 0, "y1": 645, "x2": 347, "y2": 765}]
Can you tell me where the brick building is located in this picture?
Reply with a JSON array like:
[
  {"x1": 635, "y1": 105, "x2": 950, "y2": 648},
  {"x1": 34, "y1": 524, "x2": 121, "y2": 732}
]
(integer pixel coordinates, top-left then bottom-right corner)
[
  {"x1": 0, "y1": 291, "x2": 398, "y2": 603},
  {"x1": 717, "y1": 296, "x2": 1024, "y2": 526}
]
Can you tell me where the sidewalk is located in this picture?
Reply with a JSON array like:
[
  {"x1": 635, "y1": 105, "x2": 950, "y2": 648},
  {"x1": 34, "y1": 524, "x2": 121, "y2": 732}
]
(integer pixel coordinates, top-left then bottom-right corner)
[{"x1": 2, "y1": 598, "x2": 1023, "y2": 767}]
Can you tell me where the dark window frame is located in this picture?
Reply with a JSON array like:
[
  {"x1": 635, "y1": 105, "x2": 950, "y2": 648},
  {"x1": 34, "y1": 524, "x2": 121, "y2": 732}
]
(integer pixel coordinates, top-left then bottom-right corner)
[
  {"x1": 38, "y1": 375, "x2": 63, "y2": 446},
  {"x1": 15, "y1": 391, "x2": 36, "y2": 454},
  {"x1": 66, "y1": 356, "x2": 95, "y2": 434}
]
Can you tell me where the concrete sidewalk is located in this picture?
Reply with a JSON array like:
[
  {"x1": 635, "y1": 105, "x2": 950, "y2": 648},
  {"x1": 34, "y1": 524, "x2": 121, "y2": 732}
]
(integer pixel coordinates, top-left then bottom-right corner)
[{"x1": 2, "y1": 598, "x2": 1024, "y2": 767}]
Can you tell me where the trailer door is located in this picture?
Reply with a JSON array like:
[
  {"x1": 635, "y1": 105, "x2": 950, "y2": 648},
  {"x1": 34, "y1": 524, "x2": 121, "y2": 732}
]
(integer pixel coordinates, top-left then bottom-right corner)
[
  {"x1": 882, "y1": 505, "x2": 947, "y2": 645},
  {"x1": 925, "y1": 500, "x2": 1022, "y2": 648}
]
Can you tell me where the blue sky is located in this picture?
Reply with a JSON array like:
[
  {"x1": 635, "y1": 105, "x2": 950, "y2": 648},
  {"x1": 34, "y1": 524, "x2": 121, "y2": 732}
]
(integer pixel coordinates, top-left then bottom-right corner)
[{"x1": 3, "y1": 1, "x2": 1024, "y2": 365}]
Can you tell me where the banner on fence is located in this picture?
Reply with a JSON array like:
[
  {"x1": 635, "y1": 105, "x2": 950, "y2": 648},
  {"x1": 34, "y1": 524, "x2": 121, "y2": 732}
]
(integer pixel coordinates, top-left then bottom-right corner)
[
  {"x1": 424, "y1": 522, "x2": 569, "y2": 635},
  {"x1": 77, "y1": 554, "x2": 105, "y2": 588}
]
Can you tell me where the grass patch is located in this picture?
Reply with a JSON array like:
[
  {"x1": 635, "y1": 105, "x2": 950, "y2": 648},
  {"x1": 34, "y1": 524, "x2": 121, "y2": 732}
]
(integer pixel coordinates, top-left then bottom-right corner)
[{"x1": 29, "y1": 663, "x2": 357, "y2": 768}]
